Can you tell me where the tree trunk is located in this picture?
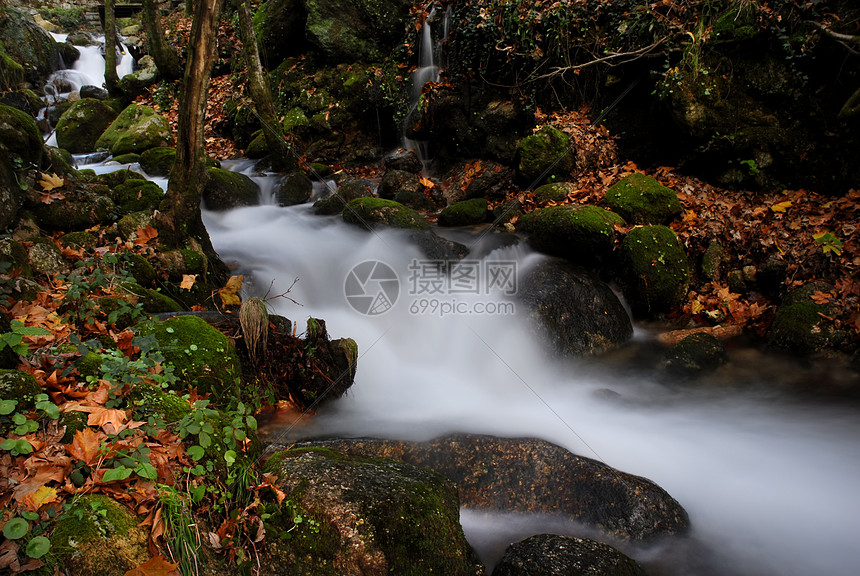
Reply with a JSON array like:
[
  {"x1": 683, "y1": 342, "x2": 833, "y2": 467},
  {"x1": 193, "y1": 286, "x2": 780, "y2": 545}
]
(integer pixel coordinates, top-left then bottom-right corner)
[
  {"x1": 234, "y1": 0, "x2": 295, "y2": 172},
  {"x1": 103, "y1": 0, "x2": 119, "y2": 93},
  {"x1": 158, "y1": 0, "x2": 227, "y2": 283},
  {"x1": 142, "y1": 0, "x2": 182, "y2": 80}
]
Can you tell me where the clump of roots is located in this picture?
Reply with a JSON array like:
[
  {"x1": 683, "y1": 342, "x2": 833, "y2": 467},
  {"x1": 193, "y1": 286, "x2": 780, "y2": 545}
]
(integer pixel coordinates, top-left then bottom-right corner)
[{"x1": 239, "y1": 297, "x2": 268, "y2": 366}]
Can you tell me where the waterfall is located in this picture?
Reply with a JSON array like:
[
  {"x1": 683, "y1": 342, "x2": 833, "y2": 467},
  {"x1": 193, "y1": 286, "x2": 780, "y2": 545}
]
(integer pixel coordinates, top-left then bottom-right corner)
[{"x1": 402, "y1": 6, "x2": 452, "y2": 174}]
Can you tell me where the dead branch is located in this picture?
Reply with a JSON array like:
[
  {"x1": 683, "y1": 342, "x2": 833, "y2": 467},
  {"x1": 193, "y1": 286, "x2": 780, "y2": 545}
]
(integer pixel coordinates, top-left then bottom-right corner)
[{"x1": 530, "y1": 39, "x2": 669, "y2": 82}]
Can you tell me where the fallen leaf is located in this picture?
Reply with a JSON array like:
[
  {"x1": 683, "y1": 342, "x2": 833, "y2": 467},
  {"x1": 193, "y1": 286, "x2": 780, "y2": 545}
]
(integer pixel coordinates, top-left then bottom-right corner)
[
  {"x1": 123, "y1": 554, "x2": 180, "y2": 576},
  {"x1": 40, "y1": 191, "x2": 66, "y2": 205},
  {"x1": 67, "y1": 428, "x2": 105, "y2": 466},
  {"x1": 88, "y1": 407, "x2": 128, "y2": 434},
  {"x1": 419, "y1": 176, "x2": 435, "y2": 189},
  {"x1": 218, "y1": 275, "x2": 243, "y2": 306},
  {"x1": 39, "y1": 172, "x2": 65, "y2": 191},
  {"x1": 770, "y1": 200, "x2": 792, "y2": 213},
  {"x1": 20, "y1": 485, "x2": 59, "y2": 512},
  {"x1": 180, "y1": 274, "x2": 197, "y2": 290},
  {"x1": 134, "y1": 226, "x2": 159, "y2": 246}
]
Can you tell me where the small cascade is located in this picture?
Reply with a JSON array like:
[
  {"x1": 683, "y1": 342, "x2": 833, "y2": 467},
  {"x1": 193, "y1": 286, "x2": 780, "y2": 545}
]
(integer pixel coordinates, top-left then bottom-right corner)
[{"x1": 402, "y1": 5, "x2": 453, "y2": 174}]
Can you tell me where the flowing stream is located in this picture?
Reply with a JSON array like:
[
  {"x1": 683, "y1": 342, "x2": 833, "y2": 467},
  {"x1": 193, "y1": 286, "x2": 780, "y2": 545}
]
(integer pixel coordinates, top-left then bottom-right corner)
[{"x1": 202, "y1": 198, "x2": 860, "y2": 576}]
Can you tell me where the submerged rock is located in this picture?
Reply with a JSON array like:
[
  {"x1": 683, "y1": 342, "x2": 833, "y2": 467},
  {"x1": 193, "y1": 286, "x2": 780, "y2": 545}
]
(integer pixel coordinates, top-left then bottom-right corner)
[
  {"x1": 276, "y1": 172, "x2": 313, "y2": 206},
  {"x1": 262, "y1": 447, "x2": 479, "y2": 576},
  {"x1": 492, "y1": 534, "x2": 648, "y2": 576},
  {"x1": 289, "y1": 434, "x2": 689, "y2": 542},
  {"x1": 519, "y1": 259, "x2": 632, "y2": 357},
  {"x1": 661, "y1": 332, "x2": 727, "y2": 378},
  {"x1": 313, "y1": 178, "x2": 373, "y2": 215}
]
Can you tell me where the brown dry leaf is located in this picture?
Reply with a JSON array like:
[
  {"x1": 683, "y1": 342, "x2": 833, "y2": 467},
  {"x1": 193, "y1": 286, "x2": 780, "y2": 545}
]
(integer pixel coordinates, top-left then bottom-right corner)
[
  {"x1": 123, "y1": 554, "x2": 180, "y2": 576},
  {"x1": 67, "y1": 428, "x2": 105, "y2": 466},
  {"x1": 87, "y1": 407, "x2": 129, "y2": 434},
  {"x1": 19, "y1": 484, "x2": 59, "y2": 512},
  {"x1": 180, "y1": 274, "x2": 197, "y2": 290},
  {"x1": 219, "y1": 275, "x2": 243, "y2": 306},
  {"x1": 40, "y1": 191, "x2": 66, "y2": 205},
  {"x1": 39, "y1": 172, "x2": 65, "y2": 191},
  {"x1": 419, "y1": 176, "x2": 435, "y2": 189},
  {"x1": 134, "y1": 226, "x2": 159, "y2": 246}
]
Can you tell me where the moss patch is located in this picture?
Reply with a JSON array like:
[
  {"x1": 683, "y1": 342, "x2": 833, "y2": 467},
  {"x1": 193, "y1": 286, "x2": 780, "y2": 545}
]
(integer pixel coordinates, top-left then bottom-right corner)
[
  {"x1": 620, "y1": 225, "x2": 690, "y2": 317},
  {"x1": 342, "y1": 198, "x2": 430, "y2": 231},
  {"x1": 605, "y1": 173, "x2": 682, "y2": 224},
  {"x1": 438, "y1": 198, "x2": 489, "y2": 227},
  {"x1": 517, "y1": 125, "x2": 574, "y2": 184},
  {"x1": 518, "y1": 204, "x2": 625, "y2": 266}
]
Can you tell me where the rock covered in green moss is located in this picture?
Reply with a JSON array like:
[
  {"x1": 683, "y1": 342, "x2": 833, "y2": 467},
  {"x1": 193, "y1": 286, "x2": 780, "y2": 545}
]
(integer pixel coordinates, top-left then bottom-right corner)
[
  {"x1": 534, "y1": 181, "x2": 575, "y2": 204},
  {"x1": 0, "y1": 43, "x2": 24, "y2": 92},
  {"x1": 0, "y1": 237, "x2": 31, "y2": 278},
  {"x1": 620, "y1": 225, "x2": 690, "y2": 317},
  {"x1": 109, "y1": 153, "x2": 142, "y2": 165},
  {"x1": 438, "y1": 198, "x2": 489, "y2": 227},
  {"x1": 262, "y1": 447, "x2": 477, "y2": 576},
  {"x1": 127, "y1": 382, "x2": 191, "y2": 425},
  {"x1": 0, "y1": 8, "x2": 68, "y2": 84},
  {"x1": 493, "y1": 533, "x2": 647, "y2": 576},
  {"x1": 342, "y1": 197, "x2": 430, "y2": 230},
  {"x1": 516, "y1": 125, "x2": 574, "y2": 184},
  {"x1": 54, "y1": 99, "x2": 119, "y2": 153},
  {"x1": 0, "y1": 369, "x2": 40, "y2": 411},
  {"x1": 604, "y1": 173, "x2": 682, "y2": 224},
  {"x1": 116, "y1": 55, "x2": 159, "y2": 100},
  {"x1": 768, "y1": 283, "x2": 845, "y2": 355},
  {"x1": 30, "y1": 190, "x2": 116, "y2": 231},
  {"x1": 95, "y1": 104, "x2": 172, "y2": 155},
  {"x1": 519, "y1": 260, "x2": 632, "y2": 357},
  {"x1": 110, "y1": 178, "x2": 164, "y2": 215},
  {"x1": 518, "y1": 205, "x2": 625, "y2": 267},
  {"x1": 50, "y1": 494, "x2": 149, "y2": 576},
  {"x1": 276, "y1": 172, "x2": 313, "y2": 206},
  {"x1": 135, "y1": 315, "x2": 240, "y2": 397},
  {"x1": 0, "y1": 103, "x2": 44, "y2": 167},
  {"x1": 252, "y1": 0, "x2": 306, "y2": 67},
  {"x1": 139, "y1": 146, "x2": 175, "y2": 176},
  {"x1": 661, "y1": 332, "x2": 727, "y2": 377},
  {"x1": 202, "y1": 167, "x2": 260, "y2": 210},
  {"x1": 700, "y1": 240, "x2": 727, "y2": 282}
]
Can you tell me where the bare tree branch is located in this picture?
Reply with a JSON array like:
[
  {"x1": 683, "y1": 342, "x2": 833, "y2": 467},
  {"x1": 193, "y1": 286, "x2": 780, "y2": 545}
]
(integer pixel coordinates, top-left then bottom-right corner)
[{"x1": 530, "y1": 39, "x2": 668, "y2": 82}]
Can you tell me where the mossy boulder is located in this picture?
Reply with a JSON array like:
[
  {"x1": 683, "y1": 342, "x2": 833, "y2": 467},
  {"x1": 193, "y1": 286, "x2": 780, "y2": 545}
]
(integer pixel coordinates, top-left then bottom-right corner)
[
  {"x1": 0, "y1": 237, "x2": 31, "y2": 277},
  {"x1": 28, "y1": 240, "x2": 69, "y2": 275},
  {"x1": 604, "y1": 173, "x2": 682, "y2": 225},
  {"x1": 304, "y1": 0, "x2": 414, "y2": 63},
  {"x1": 31, "y1": 191, "x2": 117, "y2": 231},
  {"x1": 0, "y1": 369, "x2": 40, "y2": 412},
  {"x1": 534, "y1": 181, "x2": 575, "y2": 204},
  {"x1": 117, "y1": 211, "x2": 155, "y2": 242},
  {"x1": 516, "y1": 125, "x2": 574, "y2": 185},
  {"x1": 0, "y1": 43, "x2": 24, "y2": 92},
  {"x1": 0, "y1": 103, "x2": 43, "y2": 167},
  {"x1": 518, "y1": 205, "x2": 625, "y2": 267},
  {"x1": 202, "y1": 167, "x2": 260, "y2": 210},
  {"x1": 110, "y1": 179, "x2": 164, "y2": 215},
  {"x1": 493, "y1": 534, "x2": 647, "y2": 576},
  {"x1": 127, "y1": 382, "x2": 191, "y2": 425},
  {"x1": 262, "y1": 448, "x2": 477, "y2": 576},
  {"x1": 768, "y1": 283, "x2": 845, "y2": 355},
  {"x1": 700, "y1": 240, "x2": 727, "y2": 282},
  {"x1": 342, "y1": 198, "x2": 430, "y2": 231},
  {"x1": 109, "y1": 153, "x2": 142, "y2": 165},
  {"x1": 95, "y1": 104, "x2": 172, "y2": 155},
  {"x1": 0, "y1": 8, "x2": 68, "y2": 84},
  {"x1": 313, "y1": 179, "x2": 372, "y2": 215},
  {"x1": 661, "y1": 332, "x2": 727, "y2": 378},
  {"x1": 276, "y1": 172, "x2": 313, "y2": 206},
  {"x1": 135, "y1": 315, "x2": 241, "y2": 397},
  {"x1": 519, "y1": 260, "x2": 632, "y2": 357},
  {"x1": 620, "y1": 225, "x2": 691, "y2": 317},
  {"x1": 54, "y1": 99, "x2": 119, "y2": 153},
  {"x1": 139, "y1": 146, "x2": 175, "y2": 177},
  {"x1": 50, "y1": 494, "x2": 149, "y2": 576},
  {"x1": 116, "y1": 55, "x2": 159, "y2": 100},
  {"x1": 438, "y1": 198, "x2": 489, "y2": 227},
  {"x1": 383, "y1": 148, "x2": 423, "y2": 173},
  {"x1": 378, "y1": 169, "x2": 421, "y2": 200}
]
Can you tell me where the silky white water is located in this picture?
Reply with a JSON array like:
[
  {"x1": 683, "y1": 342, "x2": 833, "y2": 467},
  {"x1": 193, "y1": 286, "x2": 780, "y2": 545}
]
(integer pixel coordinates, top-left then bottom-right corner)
[{"x1": 204, "y1": 202, "x2": 860, "y2": 576}]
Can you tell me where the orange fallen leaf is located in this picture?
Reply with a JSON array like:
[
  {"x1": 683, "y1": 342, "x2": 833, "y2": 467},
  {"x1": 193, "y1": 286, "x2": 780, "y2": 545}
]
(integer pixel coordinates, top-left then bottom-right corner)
[
  {"x1": 20, "y1": 485, "x2": 59, "y2": 512},
  {"x1": 39, "y1": 172, "x2": 65, "y2": 191},
  {"x1": 218, "y1": 275, "x2": 243, "y2": 306},
  {"x1": 419, "y1": 176, "x2": 435, "y2": 189},
  {"x1": 770, "y1": 200, "x2": 792, "y2": 213},
  {"x1": 88, "y1": 407, "x2": 129, "y2": 434},
  {"x1": 123, "y1": 554, "x2": 180, "y2": 576},
  {"x1": 40, "y1": 191, "x2": 66, "y2": 204},
  {"x1": 134, "y1": 226, "x2": 159, "y2": 245},
  {"x1": 180, "y1": 274, "x2": 197, "y2": 290},
  {"x1": 67, "y1": 428, "x2": 106, "y2": 466}
]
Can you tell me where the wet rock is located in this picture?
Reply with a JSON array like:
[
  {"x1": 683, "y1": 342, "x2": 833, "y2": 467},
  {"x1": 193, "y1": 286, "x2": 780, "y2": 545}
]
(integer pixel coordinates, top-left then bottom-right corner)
[
  {"x1": 661, "y1": 332, "x2": 727, "y2": 377},
  {"x1": 518, "y1": 205, "x2": 625, "y2": 268},
  {"x1": 700, "y1": 240, "x2": 726, "y2": 282},
  {"x1": 446, "y1": 160, "x2": 516, "y2": 204},
  {"x1": 534, "y1": 181, "x2": 575, "y2": 204},
  {"x1": 493, "y1": 534, "x2": 648, "y2": 576},
  {"x1": 79, "y1": 85, "x2": 109, "y2": 100},
  {"x1": 604, "y1": 173, "x2": 682, "y2": 225},
  {"x1": 342, "y1": 197, "x2": 430, "y2": 231},
  {"x1": 0, "y1": 8, "x2": 69, "y2": 84},
  {"x1": 96, "y1": 104, "x2": 172, "y2": 155},
  {"x1": 768, "y1": 282, "x2": 845, "y2": 355},
  {"x1": 408, "y1": 230, "x2": 470, "y2": 261},
  {"x1": 117, "y1": 55, "x2": 159, "y2": 100},
  {"x1": 0, "y1": 103, "x2": 43, "y2": 168},
  {"x1": 276, "y1": 172, "x2": 313, "y2": 206},
  {"x1": 290, "y1": 434, "x2": 689, "y2": 542},
  {"x1": 30, "y1": 190, "x2": 116, "y2": 231},
  {"x1": 755, "y1": 254, "x2": 787, "y2": 298},
  {"x1": 619, "y1": 225, "x2": 690, "y2": 317},
  {"x1": 202, "y1": 167, "x2": 260, "y2": 211},
  {"x1": 139, "y1": 146, "x2": 175, "y2": 177},
  {"x1": 262, "y1": 447, "x2": 479, "y2": 576},
  {"x1": 383, "y1": 148, "x2": 423, "y2": 173},
  {"x1": 517, "y1": 125, "x2": 575, "y2": 185},
  {"x1": 519, "y1": 259, "x2": 632, "y2": 357},
  {"x1": 438, "y1": 198, "x2": 490, "y2": 227},
  {"x1": 313, "y1": 178, "x2": 373, "y2": 215},
  {"x1": 378, "y1": 169, "x2": 421, "y2": 200},
  {"x1": 110, "y1": 179, "x2": 164, "y2": 215}
]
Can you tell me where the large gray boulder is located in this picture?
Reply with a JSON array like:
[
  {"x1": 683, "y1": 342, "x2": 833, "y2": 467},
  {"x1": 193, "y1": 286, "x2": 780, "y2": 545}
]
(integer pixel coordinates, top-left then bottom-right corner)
[
  {"x1": 0, "y1": 8, "x2": 75, "y2": 84},
  {"x1": 493, "y1": 534, "x2": 648, "y2": 576},
  {"x1": 304, "y1": 0, "x2": 415, "y2": 63},
  {"x1": 262, "y1": 447, "x2": 480, "y2": 576},
  {"x1": 287, "y1": 434, "x2": 689, "y2": 542},
  {"x1": 519, "y1": 259, "x2": 632, "y2": 357}
]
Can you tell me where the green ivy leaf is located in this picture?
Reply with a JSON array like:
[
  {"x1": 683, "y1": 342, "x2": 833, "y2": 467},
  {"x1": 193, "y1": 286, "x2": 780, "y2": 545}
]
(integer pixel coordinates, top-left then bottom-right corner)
[
  {"x1": 102, "y1": 466, "x2": 133, "y2": 483},
  {"x1": 0, "y1": 399, "x2": 17, "y2": 415},
  {"x1": 198, "y1": 430, "x2": 211, "y2": 448},
  {"x1": 135, "y1": 462, "x2": 158, "y2": 481},
  {"x1": 14, "y1": 439, "x2": 33, "y2": 454},
  {"x1": 224, "y1": 450, "x2": 237, "y2": 467},
  {"x1": 2, "y1": 517, "x2": 29, "y2": 539},
  {"x1": 187, "y1": 445, "x2": 205, "y2": 461}
]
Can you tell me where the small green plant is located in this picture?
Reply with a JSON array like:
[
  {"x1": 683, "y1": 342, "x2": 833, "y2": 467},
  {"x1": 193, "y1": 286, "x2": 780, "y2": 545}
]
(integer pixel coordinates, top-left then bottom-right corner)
[
  {"x1": 0, "y1": 320, "x2": 51, "y2": 357},
  {"x1": 812, "y1": 231, "x2": 843, "y2": 256},
  {"x1": 740, "y1": 158, "x2": 760, "y2": 175}
]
